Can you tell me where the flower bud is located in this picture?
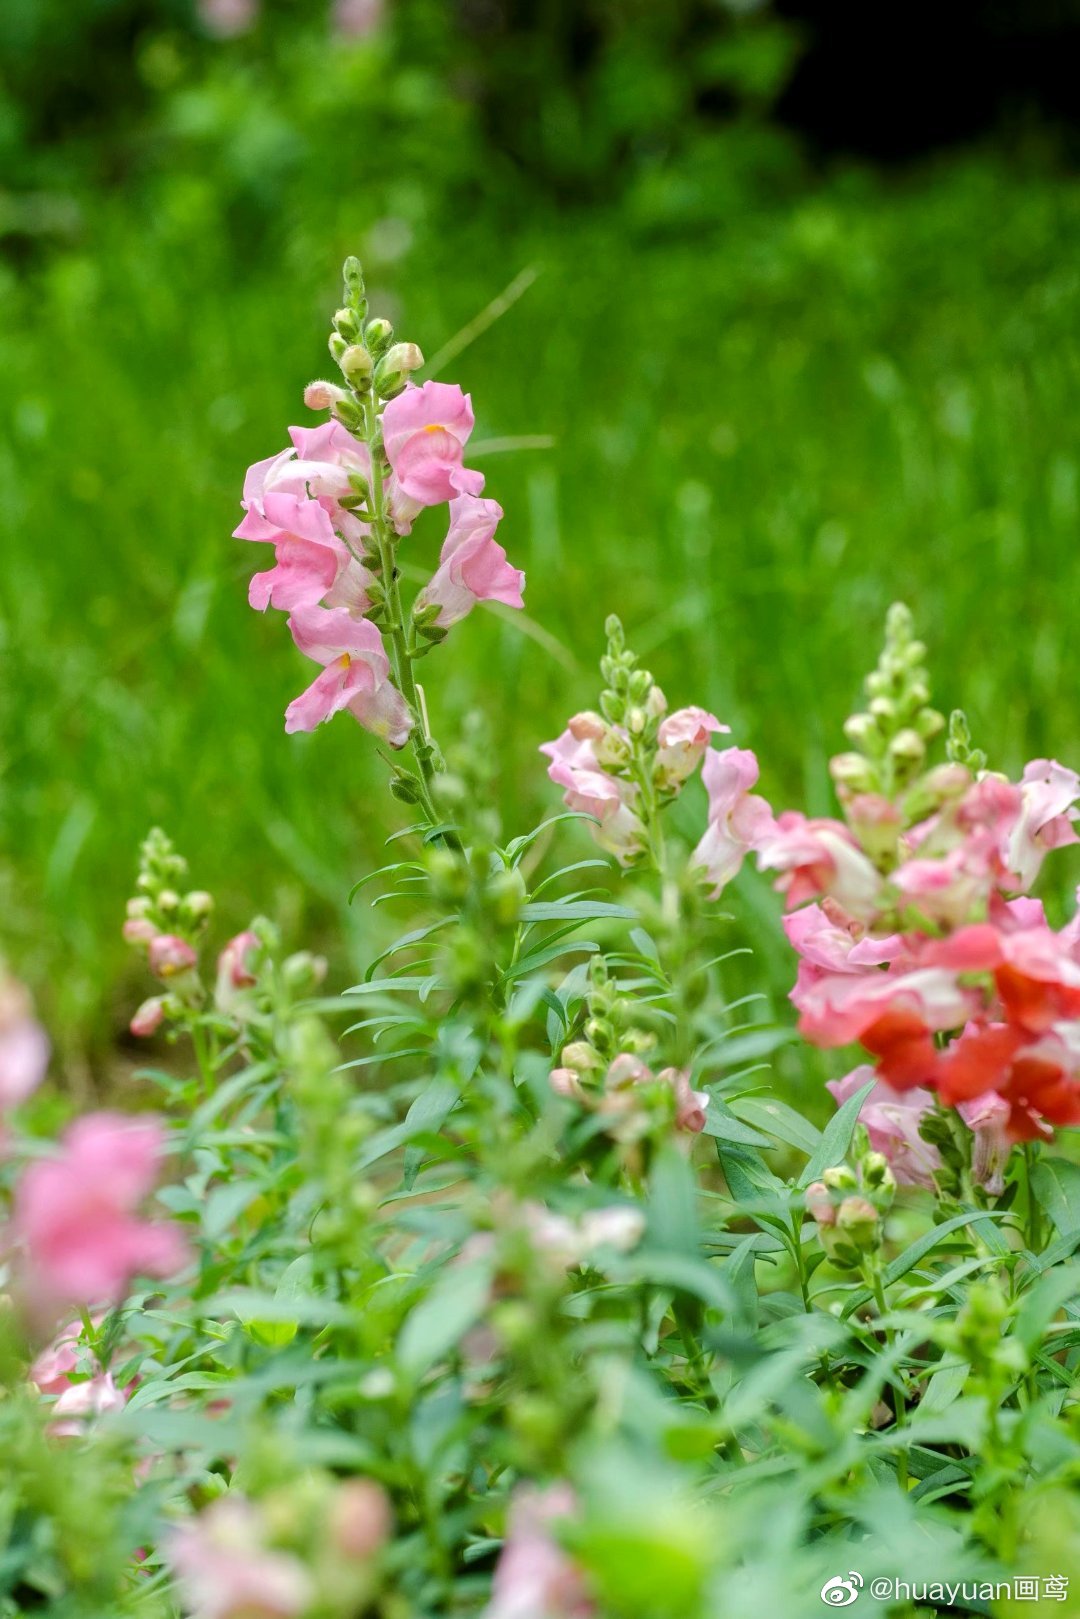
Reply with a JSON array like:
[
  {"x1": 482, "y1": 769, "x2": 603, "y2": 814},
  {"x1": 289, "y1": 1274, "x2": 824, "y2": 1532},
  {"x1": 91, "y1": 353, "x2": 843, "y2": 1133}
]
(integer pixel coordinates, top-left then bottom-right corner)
[
  {"x1": 329, "y1": 332, "x2": 349, "y2": 363},
  {"x1": 340, "y1": 345, "x2": 374, "y2": 387},
  {"x1": 829, "y1": 751, "x2": 875, "y2": 794},
  {"x1": 861, "y1": 1150, "x2": 896, "y2": 1202},
  {"x1": 364, "y1": 317, "x2": 394, "y2": 356},
  {"x1": 836, "y1": 1196, "x2": 881, "y2": 1251},
  {"x1": 605, "y1": 1053, "x2": 651, "y2": 1090},
  {"x1": 843, "y1": 712, "x2": 876, "y2": 747},
  {"x1": 567, "y1": 711, "x2": 606, "y2": 743},
  {"x1": 304, "y1": 380, "x2": 349, "y2": 411},
  {"x1": 549, "y1": 1067, "x2": 585, "y2": 1101},
  {"x1": 130, "y1": 997, "x2": 167, "y2": 1038},
  {"x1": 805, "y1": 1181, "x2": 836, "y2": 1226},
  {"x1": 330, "y1": 1479, "x2": 392, "y2": 1562},
  {"x1": 889, "y1": 728, "x2": 925, "y2": 763},
  {"x1": 183, "y1": 890, "x2": 214, "y2": 923},
  {"x1": 148, "y1": 934, "x2": 198, "y2": 979},
  {"x1": 282, "y1": 951, "x2": 327, "y2": 994},
  {"x1": 380, "y1": 341, "x2": 423, "y2": 375},
  {"x1": 333, "y1": 306, "x2": 362, "y2": 341},
  {"x1": 560, "y1": 1041, "x2": 601, "y2": 1075},
  {"x1": 123, "y1": 917, "x2": 159, "y2": 946},
  {"x1": 822, "y1": 1163, "x2": 858, "y2": 1192}
]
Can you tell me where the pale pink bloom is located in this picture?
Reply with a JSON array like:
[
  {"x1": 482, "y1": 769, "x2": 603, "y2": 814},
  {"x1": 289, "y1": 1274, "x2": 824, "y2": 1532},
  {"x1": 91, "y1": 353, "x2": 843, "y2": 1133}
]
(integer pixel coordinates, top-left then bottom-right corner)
[
  {"x1": 691, "y1": 747, "x2": 774, "y2": 896},
  {"x1": 148, "y1": 935, "x2": 198, "y2": 980},
  {"x1": 0, "y1": 976, "x2": 49, "y2": 1108},
  {"x1": 198, "y1": 0, "x2": 259, "y2": 37},
  {"x1": 540, "y1": 730, "x2": 645, "y2": 864},
  {"x1": 1007, "y1": 759, "x2": 1080, "y2": 889},
  {"x1": 827, "y1": 1065, "x2": 943, "y2": 1190},
  {"x1": 333, "y1": 0, "x2": 384, "y2": 37},
  {"x1": 957, "y1": 1089, "x2": 1013, "y2": 1196},
  {"x1": 123, "y1": 917, "x2": 159, "y2": 945},
  {"x1": 578, "y1": 1206, "x2": 646, "y2": 1253},
  {"x1": 168, "y1": 1496, "x2": 314, "y2": 1619},
  {"x1": 285, "y1": 607, "x2": 411, "y2": 745},
  {"x1": 330, "y1": 1480, "x2": 392, "y2": 1561},
  {"x1": 757, "y1": 812, "x2": 884, "y2": 921},
  {"x1": 49, "y1": 1372, "x2": 128, "y2": 1437},
  {"x1": 784, "y1": 903, "x2": 904, "y2": 976},
  {"x1": 14, "y1": 1113, "x2": 190, "y2": 1310},
  {"x1": 486, "y1": 1485, "x2": 594, "y2": 1619},
  {"x1": 655, "y1": 707, "x2": 728, "y2": 789},
  {"x1": 218, "y1": 932, "x2": 260, "y2": 991},
  {"x1": 659, "y1": 1067, "x2": 710, "y2": 1133},
  {"x1": 381, "y1": 382, "x2": 485, "y2": 530},
  {"x1": 604, "y1": 1053, "x2": 653, "y2": 1090},
  {"x1": 549, "y1": 1067, "x2": 586, "y2": 1101},
  {"x1": 130, "y1": 997, "x2": 167, "y2": 1038},
  {"x1": 414, "y1": 496, "x2": 524, "y2": 626},
  {"x1": 892, "y1": 847, "x2": 989, "y2": 929},
  {"x1": 31, "y1": 1317, "x2": 97, "y2": 1396}
]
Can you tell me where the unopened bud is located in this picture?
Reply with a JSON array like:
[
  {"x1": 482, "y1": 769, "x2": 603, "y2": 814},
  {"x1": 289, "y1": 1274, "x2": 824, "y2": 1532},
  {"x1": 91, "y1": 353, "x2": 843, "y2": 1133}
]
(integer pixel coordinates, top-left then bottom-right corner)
[
  {"x1": 340, "y1": 345, "x2": 374, "y2": 386},
  {"x1": 822, "y1": 1164, "x2": 858, "y2": 1192},
  {"x1": 183, "y1": 890, "x2": 214, "y2": 922},
  {"x1": 130, "y1": 997, "x2": 167, "y2": 1038},
  {"x1": 331, "y1": 1479, "x2": 391, "y2": 1562},
  {"x1": 567, "y1": 711, "x2": 607, "y2": 743},
  {"x1": 889, "y1": 728, "x2": 925, "y2": 764},
  {"x1": 380, "y1": 341, "x2": 423, "y2": 375},
  {"x1": 364, "y1": 317, "x2": 394, "y2": 356},
  {"x1": 836, "y1": 1196, "x2": 881, "y2": 1251},
  {"x1": 805, "y1": 1181, "x2": 836, "y2": 1227},
  {"x1": 560, "y1": 1041, "x2": 601, "y2": 1075},
  {"x1": 334, "y1": 306, "x2": 362, "y2": 341},
  {"x1": 304, "y1": 380, "x2": 349, "y2": 411}
]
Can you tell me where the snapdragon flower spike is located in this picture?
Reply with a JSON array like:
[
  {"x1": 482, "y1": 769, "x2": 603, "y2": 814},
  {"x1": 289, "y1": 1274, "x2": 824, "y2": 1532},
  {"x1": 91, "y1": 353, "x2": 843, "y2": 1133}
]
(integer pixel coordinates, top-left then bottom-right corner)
[
  {"x1": 14, "y1": 1113, "x2": 190, "y2": 1311},
  {"x1": 381, "y1": 381, "x2": 485, "y2": 532},
  {"x1": 691, "y1": 746, "x2": 775, "y2": 896},
  {"x1": 413, "y1": 495, "x2": 525, "y2": 628},
  {"x1": 285, "y1": 606, "x2": 412, "y2": 745},
  {"x1": 540, "y1": 727, "x2": 645, "y2": 864}
]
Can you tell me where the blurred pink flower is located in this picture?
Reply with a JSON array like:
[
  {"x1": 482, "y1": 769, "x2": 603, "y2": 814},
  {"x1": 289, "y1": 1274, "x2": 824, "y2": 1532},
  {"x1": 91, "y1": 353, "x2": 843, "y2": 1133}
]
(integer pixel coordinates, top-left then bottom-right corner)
[
  {"x1": 198, "y1": 0, "x2": 259, "y2": 38},
  {"x1": 285, "y1": 606, "x2": 411, "y2": 745},
  {"x1": 414, "y1": 496, "x2": 524, "y2": 626},
  {"x1": 827, "y1": 1065, "x2": 942, "y2": 1190},
  {"x1": 486, "y1": 1485, "x2": 594, "y2": 1619},
  {"x1": 14, "y1": 1113, "x2": 190, "y2": 1310},
  {"x1": 0, "y1": 975, "x2": 49, "y2": 1109},
  {"x1": 1007, "y1": 758, "x2": 1080, "y2": 889},
  {"x1": 957, "y1": 1088, "x2": 1013, "y2": 1195},
  {"x1": 382, "y1": 382, "x2": 484, "y2": 530},
  {"x1": 168, "y1": 1496, "x2": 313, "y2": 1619},
  {"x1": 757, "y1": 811, "x2": 883, "y2": 920},
  {"x1": 30, "y1": 1317, "x2": 98, "y2": 1396},
  {"x1": 691, "y1": 746, "x2": 774, "y2": 896},
  {"x1": 333, "y1": 0, "x2": 385, "y2": 37},
  {"x1": 659, "y1": 1067, "x2": 710, "y2": 1134},
  {"x1": 147, "y1": 935, "x2": 197, "y2": 980},
  {"x1": 49, "y1": 1372, "x2": 128, "y2": 1438},
  {"x1": 130, "y1": 997, "x2": 167, "y2": 1038}
]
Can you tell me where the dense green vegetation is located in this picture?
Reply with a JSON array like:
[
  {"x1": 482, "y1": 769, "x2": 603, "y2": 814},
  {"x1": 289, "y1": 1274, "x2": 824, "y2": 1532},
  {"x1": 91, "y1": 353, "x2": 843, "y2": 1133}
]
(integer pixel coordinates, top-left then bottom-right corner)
[{"x1": 3, "y1": 9, "x2": 1080, "y2": 1070}]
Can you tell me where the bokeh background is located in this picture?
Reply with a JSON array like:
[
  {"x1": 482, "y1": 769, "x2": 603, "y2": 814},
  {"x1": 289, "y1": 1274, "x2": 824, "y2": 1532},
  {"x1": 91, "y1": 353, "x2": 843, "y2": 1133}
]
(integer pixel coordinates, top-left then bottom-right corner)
[{"x1": 4, "y1": 0, "x2": 1080, "y2": 1083}]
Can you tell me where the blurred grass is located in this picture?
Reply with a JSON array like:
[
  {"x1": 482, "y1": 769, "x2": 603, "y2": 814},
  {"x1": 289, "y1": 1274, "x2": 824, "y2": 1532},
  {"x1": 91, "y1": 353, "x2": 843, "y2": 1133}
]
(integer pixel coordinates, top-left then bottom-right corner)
[{"x1": 3, "y1": 153, "x2": 1080, "y2": 1072}]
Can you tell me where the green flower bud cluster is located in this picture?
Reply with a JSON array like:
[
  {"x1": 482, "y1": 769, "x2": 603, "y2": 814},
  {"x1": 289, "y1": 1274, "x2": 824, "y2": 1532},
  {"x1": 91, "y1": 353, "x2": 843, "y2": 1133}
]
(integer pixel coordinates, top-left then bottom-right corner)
[
  {"x1": 326, "y1": 259, "x2": 424, "y2": 421},
  {"x1": 946, "y1": 708, "x2": 988, "y2": 775},
  {"x1": 559, "y1": 955, "x2": 655, "y2": 1082},
  {"x1": 128, "y1": 826, "x2": 214, "y2": 942},
  {"x1": 598, "y1": 615, "x2": 664, "y2": 744},
  {"x1": 834, "y1": 603, "x2": 946, "y2": 800},
  {"x1": 805, "y1": 1137, "x2": 896, "y2": 1269},
  {"x1": 939, "y1": 1281, "x2": 1028, "y2": 1391}
]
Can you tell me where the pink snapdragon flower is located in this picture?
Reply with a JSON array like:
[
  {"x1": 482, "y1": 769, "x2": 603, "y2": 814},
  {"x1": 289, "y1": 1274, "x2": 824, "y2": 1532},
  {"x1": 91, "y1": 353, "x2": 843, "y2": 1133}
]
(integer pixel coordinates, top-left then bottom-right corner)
[
  {"x1": 1007, "y1": 759, "x2": 1080, "y2": 888},
  {"x1": 14, "y1": 1113, "x2": 190, "y2": 1311},
  {"x1": 485, "y1": 1485, "x2": 594, "y2": 1619},
  {"x1": 148, "y1": 935, "x2": 198, "y2": 980},
  {"x1": 333, "y1": 0, "x2": 384, "y2": 36},
  {"x1": 957, "y1": 1089, "x2": 1013, "y2": 1195},
  {"x1": 236, "y1": 426, "x2": 375, "y2": 615},
  {"x1": 381, "y1": 382, "x2": 485, "y2": 530},
  {"x1": 691, "y1": 747, "x2": 774, "y2": 896},
  {"x1": 660, "y1": 1066, "x2": 710, "y2": 1133},
  {"x1": 540, "y1": 729, "x2": 644, "y2": 864},
  {"x1": 49, "y1": 1372, "x2": 128, "y2": 1438},
  {"x1": 655, "y1": 708, "x2": 728, "y2": 789},
  {"x1": 827, "y1": 1066, "x2": 942, "y2": 1190},
  {"x1": 414, "y1": 496, "x2": 525, "y2": 626},
  {"x1": 757, "y1": 812, "x2": 884, "y2": 920},
  {"x1": 0, "y1": 974, "x2": 49, "y2": 1109},
  {"x1": 168, "y1": 1496, "x2": 314, "y2": 1619},
  {"x1": 30, "y1": 1317, "x2": 101, "y2": 1396},
  {"x1": 198, "y1": 0, "x2": 259, "y2": 36},
  {"x1": 284, "y1": 606, "x2": 411, "y2": 745}
]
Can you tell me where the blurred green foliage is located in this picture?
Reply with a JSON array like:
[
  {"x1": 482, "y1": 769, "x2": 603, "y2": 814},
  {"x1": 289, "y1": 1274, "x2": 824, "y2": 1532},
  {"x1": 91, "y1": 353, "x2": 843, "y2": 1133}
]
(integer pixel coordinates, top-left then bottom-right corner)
[{"x1": 2, "y1": 1, "x2": 1079, "y2": 1075}]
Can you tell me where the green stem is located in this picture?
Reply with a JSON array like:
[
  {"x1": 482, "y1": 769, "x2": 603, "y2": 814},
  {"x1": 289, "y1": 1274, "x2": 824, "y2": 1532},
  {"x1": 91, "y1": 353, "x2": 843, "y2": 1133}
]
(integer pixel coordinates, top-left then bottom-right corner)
[
  {"x1": 868, "y1": 1263, "x2": 908, "y2": 1488},
  {"x1": 361, "y1": 392, "x2": 442, "y2": 827},
  {"x1": 1024, "y1": 1141, "x2": 1043, "y2": 1254}
]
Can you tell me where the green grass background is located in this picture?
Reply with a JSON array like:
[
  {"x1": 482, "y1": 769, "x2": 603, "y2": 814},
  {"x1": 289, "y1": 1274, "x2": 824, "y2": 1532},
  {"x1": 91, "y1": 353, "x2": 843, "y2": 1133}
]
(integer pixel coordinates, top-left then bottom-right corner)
[{"x1": 4, "y1": 153, "x2": 1080, "y2": 1073}]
